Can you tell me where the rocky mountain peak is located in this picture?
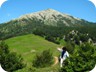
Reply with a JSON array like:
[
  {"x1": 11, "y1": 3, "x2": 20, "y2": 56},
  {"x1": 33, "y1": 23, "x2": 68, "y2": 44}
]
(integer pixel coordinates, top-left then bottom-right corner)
[
  {"x1": 11, "y1": 9, "x2": 85, "y2": 26},
  {"x1": 18, "y1": 9, "x2": 62, "y2": 20}
]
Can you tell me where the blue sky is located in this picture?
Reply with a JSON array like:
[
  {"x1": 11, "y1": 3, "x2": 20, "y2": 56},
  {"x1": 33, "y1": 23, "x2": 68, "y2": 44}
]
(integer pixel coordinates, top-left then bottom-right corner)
[{"x1": 0, "y1": 0, "x2": 96, "y2": 23}]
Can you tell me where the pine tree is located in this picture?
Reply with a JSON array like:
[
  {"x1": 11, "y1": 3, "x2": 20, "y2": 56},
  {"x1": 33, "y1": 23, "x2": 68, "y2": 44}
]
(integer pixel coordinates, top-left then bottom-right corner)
[
  {"x1": 0, "y1": 41, "x2": 25, "y2": 72},
  {"x1": 60, "y1": 42, "x2": 96, "y2": 72}
]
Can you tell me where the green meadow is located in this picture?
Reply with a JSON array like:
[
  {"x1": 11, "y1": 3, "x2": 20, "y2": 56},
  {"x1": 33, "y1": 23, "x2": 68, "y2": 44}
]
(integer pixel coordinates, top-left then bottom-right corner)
[{"x1": 5, "y1": 34, "x2": 62, "y2": 72}]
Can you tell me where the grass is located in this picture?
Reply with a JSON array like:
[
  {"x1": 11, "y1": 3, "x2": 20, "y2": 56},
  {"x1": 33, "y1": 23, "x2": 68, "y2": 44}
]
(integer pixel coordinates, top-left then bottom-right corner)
[{"x1": 5, "y1": 34, "x2": 62, "y2": 72}]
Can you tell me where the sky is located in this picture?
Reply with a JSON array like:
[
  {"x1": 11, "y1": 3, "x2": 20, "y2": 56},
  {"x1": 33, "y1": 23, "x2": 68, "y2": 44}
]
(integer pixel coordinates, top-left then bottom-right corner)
[{"x1": 0, "y1": 0, "x2": 96, "y2": 23}]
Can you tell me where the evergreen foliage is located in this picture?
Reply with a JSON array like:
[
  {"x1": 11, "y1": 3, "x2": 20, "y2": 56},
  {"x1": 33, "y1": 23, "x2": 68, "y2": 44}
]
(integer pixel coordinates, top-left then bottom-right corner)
[
  {"x1": 0, "y1": 41, "x2": 25, "y2": 72},
  {"x1": 0, "y1": 17, "x2": 96, "y2": 43},
  {"x1": 32, "y1": 49, "x2": 53, "y2": 68},
  {"x1": 60, "y1": 43, "x2": 96, "y2": 72},
  {"x1": 65, "y1": 30, "x2": 93, "y2": 45}
]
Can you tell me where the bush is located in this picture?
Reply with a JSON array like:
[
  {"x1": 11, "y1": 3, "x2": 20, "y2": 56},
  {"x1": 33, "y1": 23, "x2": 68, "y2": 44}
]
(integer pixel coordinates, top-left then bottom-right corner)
[
  {"x1": 32, "y1": 49, "x2": 53, "y2": 68},
  {"x1": 65, "y1": 41, "x2": 75, "y2": 54},
  {"x1": 0, "y1": 41, "x2": 25, "y2": 72},
  {"x1": 28, "y1": 67, "x2": 36, "y2": 72},
  {"x1": 60, "y1": 42, "x2": 96, "y2": 72}
]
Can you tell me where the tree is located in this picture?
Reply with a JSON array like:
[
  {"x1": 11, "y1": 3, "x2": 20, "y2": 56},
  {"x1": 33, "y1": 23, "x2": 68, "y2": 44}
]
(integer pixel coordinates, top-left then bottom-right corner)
[
  {"x1": 32, "y1": 49, "x2": 53, "y2": 68},
  {"x1": 59, "y1": 42, "x2": 96, "y2": 72},
  {"x1": 65, "y1": 30, "x2": 92, "y2": 45},
  {"x1": 0, "y1": 41, "x2": 25, "y2": 72}
]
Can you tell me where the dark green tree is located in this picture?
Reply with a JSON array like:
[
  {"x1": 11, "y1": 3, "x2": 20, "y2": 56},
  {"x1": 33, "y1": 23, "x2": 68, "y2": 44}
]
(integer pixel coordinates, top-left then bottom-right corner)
[
  {"x1": 65, "y1": 30, "x2": 92, "y2": 45},
  {"x1": 60, "y1": 42, "x2": 96, "y2": 72},
  {"x1": 0, "y1": 41, "x2": 25, "y2": 72},
  {"x1": 32, "y1": 49, "x2": 53, "y2": 68}
]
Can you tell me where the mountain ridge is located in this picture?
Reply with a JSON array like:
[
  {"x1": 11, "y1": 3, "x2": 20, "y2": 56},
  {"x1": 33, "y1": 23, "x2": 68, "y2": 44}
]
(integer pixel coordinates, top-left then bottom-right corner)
[
  {"x1": 0, "y1": 8, "x2": 96, "y2": 40},
  {"x1": 16, "y1": 9, "x2": 86, "y2": 22},
  {"x1": 15, "y1": 9, "x2": 84, "y2": 25},
  {"x1": 3, "y1": 9, "x2": 94, "y2": 26}
]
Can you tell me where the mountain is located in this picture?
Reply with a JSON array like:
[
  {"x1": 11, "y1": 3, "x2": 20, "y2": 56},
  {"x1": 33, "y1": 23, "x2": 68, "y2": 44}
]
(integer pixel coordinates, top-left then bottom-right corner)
[
  {"x1": 1, "y1": 9, "x2": 96, "y2": 72},
  {"x1": 4, "y1": 9, "x2": 95, "y2": 26},
  {"x1": 17, "y1": 9, "x2": 83, "y2": 26},
  {"x1": 0, "y1": 9, "x2": 96, "y2": 40}
]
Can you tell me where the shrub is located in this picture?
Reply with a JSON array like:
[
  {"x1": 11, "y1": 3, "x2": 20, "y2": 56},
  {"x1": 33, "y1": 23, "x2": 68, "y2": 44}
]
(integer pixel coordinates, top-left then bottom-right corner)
[
  {"x1": 65, "y1": 41, "x2": 75, "y2": 54},
  {"x1": 28, "y1": 67, "x2": 36, "y2": 72},
  {"x1": 33, "y1": 49, "x2": 53, "y2": 68},
  {"x1": 0, "y1": 41, "x2": 25, "y2": 72},
  {"x1": 59, "y1": 42, "x2": 96, "y2": 72}
]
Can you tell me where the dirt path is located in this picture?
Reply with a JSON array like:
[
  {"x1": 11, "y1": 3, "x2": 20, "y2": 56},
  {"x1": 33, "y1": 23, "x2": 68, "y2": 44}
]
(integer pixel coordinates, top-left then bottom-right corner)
[{"x1": 52, "y1": 56, "x2": 59, "y2": 66}]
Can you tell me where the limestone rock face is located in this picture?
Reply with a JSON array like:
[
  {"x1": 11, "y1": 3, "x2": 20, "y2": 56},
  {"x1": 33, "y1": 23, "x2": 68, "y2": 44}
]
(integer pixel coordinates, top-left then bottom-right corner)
[{"x1": 15, "y1": 9, "x2": 84, "y2": 26}]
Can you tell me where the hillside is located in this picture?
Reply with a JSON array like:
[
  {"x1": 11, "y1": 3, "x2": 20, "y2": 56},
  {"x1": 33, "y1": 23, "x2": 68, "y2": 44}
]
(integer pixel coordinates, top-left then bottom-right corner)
[
  {"x1": 0, "y1": 9, "x2": 96, "y2": 41},
  {"x1": 5, "y1": 34, "x2": 60, "y2": 72},
  {"x1": 0, "y1": 9, "x2": 96, "y2": 72}
]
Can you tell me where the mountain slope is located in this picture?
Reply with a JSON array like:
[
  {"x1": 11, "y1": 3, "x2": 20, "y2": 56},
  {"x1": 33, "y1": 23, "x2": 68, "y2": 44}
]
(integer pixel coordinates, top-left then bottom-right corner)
[
  {"x1": 17, "y1": 9, "x2": 83, "y2": 26},
  {"x1": 4, "y1": 9, "x2": 95, "y2": 26},
  {"x1": 0, "y1": 9, "x2": 96, "y2": 40}
]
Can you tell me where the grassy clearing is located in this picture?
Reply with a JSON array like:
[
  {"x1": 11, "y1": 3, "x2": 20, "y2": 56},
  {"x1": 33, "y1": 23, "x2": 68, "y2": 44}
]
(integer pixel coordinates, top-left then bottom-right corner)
[{"x1": 5, "y1": 34, "x2": 62, "y2": 72}]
